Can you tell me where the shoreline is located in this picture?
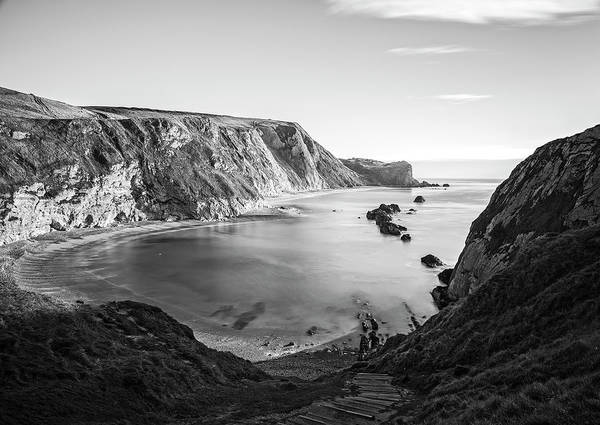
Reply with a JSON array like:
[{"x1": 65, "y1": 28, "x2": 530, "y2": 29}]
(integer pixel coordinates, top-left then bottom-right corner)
[
  {"x1": 7, "y1": 184, "x2": 435, "y2": 363},
  {"x1": 8, "y1": 189, "x2": 373, "y2": 362}
]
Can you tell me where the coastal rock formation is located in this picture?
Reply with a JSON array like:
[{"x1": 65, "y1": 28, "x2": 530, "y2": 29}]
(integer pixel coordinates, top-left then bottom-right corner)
[
  {"x1": 0, "y1": 87, "x2": 361, "y2": 244},
  {"x1": 430, "y1": 285, "x2": 451, "y2": 309},
  {"x1": 379, "y1": 221, "x2": 407, "y2": 235},
  {"x1": 413, "y1": 195, "x2": 425, "y2": 203},
  {"x1": 365, "y1": 125, "x2": 600, "y2": 425},
  {"x1": 366, "y1": 204, "x2": 407, "y2": 236},
  {"x1": 437, "y1": 268, "x2": 454, "y2": 285},
  {"x1": 449, "y1": 125, "x2": 600, "y2": 299},
  {"x1": 340, "y1": 158, "x2": 423, "y2": 186},
  {"x1": 421, "y1": 254, "x2": 443, "y2": 268}
]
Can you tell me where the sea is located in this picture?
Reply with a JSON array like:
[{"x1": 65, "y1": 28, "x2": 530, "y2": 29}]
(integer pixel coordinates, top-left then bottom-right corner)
[{"x1": 28, "y1": 179, "x2": 500, "y2": 359}]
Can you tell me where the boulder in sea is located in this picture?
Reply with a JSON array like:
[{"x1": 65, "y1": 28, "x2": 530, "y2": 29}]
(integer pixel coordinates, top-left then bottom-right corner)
[
  {"x1": 414, "y1": 196, "x2": 425, "y2": 203},
  {"x1": 306, "y1": 326, "x2": 318, "y2": 336},
  {"x1": 442, "y1": 183, "x2": 450, "y2": 188},
  {"x1": 380, "y1": 222, "x2": 406, "y2": 235},
  {"x1": 421, "y1": 254, "x2": 443, "y2": 268},
  {"x1": 401, "y1": 234, "x2": 412, "y2": 242},
  {"x1": 367, "y1": 204, "x2": 400, "y2": 219},
  {"x1": 375, "y1": 212, "x2": 392, "y2": 226},
  {"x1": 431, "y1": 286, "x2": 452, "y2": 309},
  {"x1": 437, "y1": 268, "x2": 454, "y2": 285},
  {"x1": 378, "y1": 204, "x2": 393, "y2": 214}
]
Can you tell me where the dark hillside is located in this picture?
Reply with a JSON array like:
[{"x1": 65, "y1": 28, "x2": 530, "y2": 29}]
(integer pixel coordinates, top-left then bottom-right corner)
[
  {"x1": 368, "y1": 225, "x2": 600, "y2": 424},
  {"x1": 363, "y1": 125, "x2": 600, "y2": 424},
  {"x1": 0, "y1": 243, "x2": 345, "y2": 425}
]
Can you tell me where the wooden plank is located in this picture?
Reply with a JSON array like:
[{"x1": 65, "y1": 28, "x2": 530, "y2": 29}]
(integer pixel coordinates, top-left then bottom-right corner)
[
  {"x1": 359, "y1": 392, "x2": 402, "y2": 399},
  {"x1": 356, "y1": 372, "x2": 392, "y2": 379},
  {"x1": 356, "y1": 385, "x2": 396, "y2": 390},
  {"x1": 304, "y1": 412, "x2": 342, "y2": 424},
  {"x1": 359, "y1": 394, "x2": 402, "y2": 403},
  {"x1": 335, "y1": 398, "x2": 383, "y2": 410},
  {"x1": 298, "y1": 415, "x2": 328, "y2": 424},
  {"x1": 321, "y1": 404, "x2": 375, "y2": 419},
  {"x1": 357, "y1": 390, "x2": 399, "y2": 396},
  {"x1": 332, "y1": 400, "x2": 382, "y2": 414},
  {"x1": 354, "y1": 379, "x2": 393, "y2": 384},
  {"x1": 353, "y1": 396, "x2": 395, "y2": 406},
  {"x1": 360, "y1": 390, "x2": 402, "y2": 397}
]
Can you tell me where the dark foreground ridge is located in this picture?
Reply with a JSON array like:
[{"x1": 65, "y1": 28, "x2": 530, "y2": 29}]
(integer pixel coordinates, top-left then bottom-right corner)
[{"x1": 0, "y1": 241, "x2": 347, "y2": 424}]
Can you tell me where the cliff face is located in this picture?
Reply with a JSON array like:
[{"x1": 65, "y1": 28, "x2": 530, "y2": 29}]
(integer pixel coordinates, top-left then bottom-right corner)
[
  {"x1": 365, "y1": 125, "x2": 600, "y2": 425},
  {"x1": 449, "y1": 125, "x2": 600, "y2": 298},
  {"x1": 340, "y1": 158, "x2": 421, "y2": 186},
  {"x1": 0, "y1": 88, "x2": 361, "y2": 244}
]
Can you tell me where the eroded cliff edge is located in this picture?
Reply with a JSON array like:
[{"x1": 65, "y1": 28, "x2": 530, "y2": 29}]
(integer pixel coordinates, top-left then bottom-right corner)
[
  {"x1": 0, "y1": 87, "x2": 361, "y2": 244},
  {"x1": 449, "y1": 124, "x2": 600, "y2": 298}
]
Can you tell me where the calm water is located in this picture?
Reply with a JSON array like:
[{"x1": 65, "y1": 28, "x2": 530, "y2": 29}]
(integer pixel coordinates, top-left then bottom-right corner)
[{"x1": 50, "y1": 180, "x2": 498, "y2": 354}]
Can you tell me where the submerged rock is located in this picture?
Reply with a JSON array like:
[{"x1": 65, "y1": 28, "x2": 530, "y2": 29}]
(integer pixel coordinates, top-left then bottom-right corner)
[
  {"x1": 306, "y1": 326, "x2": 319, "y2": 336},
  {"x1": 401, "y1": 234, "x2": 412, "y2": 242},
  {"x1": 421, "y1": 254, "x2": 443, "y2": 268},
  {"x1": 379, "y1": 222, "x2": 406, "y2": 235},
  {"x1": 414, "y1": 196, "x2": 426, "y2": 203},
  {"x1": 367, "y1": 204, "x2": 407, "y2": 236}
]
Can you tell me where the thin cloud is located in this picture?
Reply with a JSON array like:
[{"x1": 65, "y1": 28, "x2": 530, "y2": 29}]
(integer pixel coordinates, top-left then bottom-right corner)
[
  {"x1": 434, "y1": 94, "x2": 493, "y2": 104},
  {"x1": 388, "y1": 45, "x2": 476, "y2": 56},
  {"x1": 326, "y1": 0, "x2": 600, "y2": 25}
]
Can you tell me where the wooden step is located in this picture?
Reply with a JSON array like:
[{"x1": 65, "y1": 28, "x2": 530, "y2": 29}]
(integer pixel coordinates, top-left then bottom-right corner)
[
  {"x1": 332, "y1": 400, "x2": 383, "y2": 414},
  {"x1": 320, "y1": 403, "x2": 376, "y2": 420},
  {"x1": 297, "y1": 414, "x2": 328, "y2": 424}
]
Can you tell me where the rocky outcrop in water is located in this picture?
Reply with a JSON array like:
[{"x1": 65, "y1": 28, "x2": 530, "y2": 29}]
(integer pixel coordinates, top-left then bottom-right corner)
[
  {"x1": 340, "y1": 158, "x2": 425, "y2": 186},
  {"x1": 0, "y1": 88, "x2": 361, "y2": 244},
  {"x1": 421, "y1": 254, "x2": 443, "y2": 268},
  {"x1": 366, "y1": 204, "x2": 407, "y2": 236},
  {"x1": 448, "y1": 125, "x2": 600, "y2": 299}
]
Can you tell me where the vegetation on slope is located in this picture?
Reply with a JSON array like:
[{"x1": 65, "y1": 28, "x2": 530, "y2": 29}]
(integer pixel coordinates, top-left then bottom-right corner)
[
  {"x1": 0, "y1": 242, "x2": 346, "y2": 425},
  {"x1": 369, "y1": 225, "x2": 600, "y2": 424}
]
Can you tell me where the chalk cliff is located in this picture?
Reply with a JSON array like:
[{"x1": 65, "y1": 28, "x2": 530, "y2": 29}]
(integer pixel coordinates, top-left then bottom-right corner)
[
  {"x1": 0, "y1": 88, "x2": 361, "y2": 244},
  {"x1": 449, "y1": 124, "x2": 600, "y2": 299},
  {"x1": 340, "y1": 158, "x2": 422, "y2": 186}
]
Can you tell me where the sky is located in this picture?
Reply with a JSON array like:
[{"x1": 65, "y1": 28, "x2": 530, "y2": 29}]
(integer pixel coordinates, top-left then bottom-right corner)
[{"x1": 0, "y1": 0, "x2": 599, "y2": 178}]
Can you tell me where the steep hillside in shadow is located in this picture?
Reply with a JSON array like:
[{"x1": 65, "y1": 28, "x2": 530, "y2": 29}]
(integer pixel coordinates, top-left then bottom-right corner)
[{"x1": 365, "y1": 126, "x2": 600, "y2": 424}]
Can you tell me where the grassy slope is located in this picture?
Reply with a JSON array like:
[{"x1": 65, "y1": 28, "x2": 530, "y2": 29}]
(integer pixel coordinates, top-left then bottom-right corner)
[
  {"x1": 369, "y1": 225, "x2": 600, "y2": 424},
  {"x1": 0, "y1": 242, "x2": 346, "y2": 425}
]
